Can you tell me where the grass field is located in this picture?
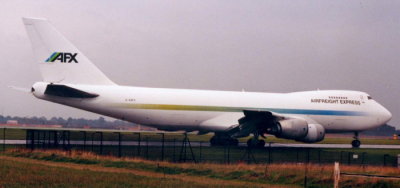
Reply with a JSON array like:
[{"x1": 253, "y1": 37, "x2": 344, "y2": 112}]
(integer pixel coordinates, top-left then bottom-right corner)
[
  {"x1": 3, "y1": 144, "x2": 399, "y2": 166},
  {"x1": 1, "y1": 149, "x2": 400, "y2": 188}
]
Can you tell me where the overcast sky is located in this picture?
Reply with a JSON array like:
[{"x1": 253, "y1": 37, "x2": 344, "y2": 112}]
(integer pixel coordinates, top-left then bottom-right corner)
[{"x1": 0, "y1": 0, "x2": 399, "y2": 128}]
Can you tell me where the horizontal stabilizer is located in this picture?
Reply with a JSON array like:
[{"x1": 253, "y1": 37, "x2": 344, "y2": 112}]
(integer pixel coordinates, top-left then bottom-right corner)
[{"x1": 44, "y1": 84, "x2": 99, "y2": 98}]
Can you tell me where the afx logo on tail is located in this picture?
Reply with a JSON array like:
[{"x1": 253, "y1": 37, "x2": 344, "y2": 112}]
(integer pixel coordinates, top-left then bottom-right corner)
[{"x1": 45, "y1": 52, "x2": 78, "y2": 63}]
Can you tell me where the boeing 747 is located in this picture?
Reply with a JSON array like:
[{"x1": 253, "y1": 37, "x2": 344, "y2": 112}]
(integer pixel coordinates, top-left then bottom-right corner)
[{"x1": 22, "y1": 18, "x2": 392, "y2": 148}]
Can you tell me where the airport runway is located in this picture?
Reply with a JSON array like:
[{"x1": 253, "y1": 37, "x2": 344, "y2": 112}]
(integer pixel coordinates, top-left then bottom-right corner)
[
  {"x1": 3, "y1": 140, "x2": 400, "y2": 149},
  {"x1": 269, "y1": 143, "x2": 400, "y2": 149}
]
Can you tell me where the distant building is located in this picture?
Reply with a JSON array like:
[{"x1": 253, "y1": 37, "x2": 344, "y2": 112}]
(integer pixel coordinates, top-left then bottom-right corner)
[
  {"x1": 24, "y1": 124, "x2": 63, "y2": 128},
  {"x1": 6, "y1": 120, "x2": 18, "y2": 125}
]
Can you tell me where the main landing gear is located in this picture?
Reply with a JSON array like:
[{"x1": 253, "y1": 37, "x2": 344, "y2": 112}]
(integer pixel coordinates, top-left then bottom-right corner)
[
  {"x1": 247, "y1": 138, "x2": 266, "y2": 148},
  {"x1": 210, "y1": 133, "x2": 239, "y2": 146},
  {"x1": 246, "y1": 132, "x2": 266, "y2": 148},
  {"x1": 351, "y1": 132, "x2": 361, "y2": 148}
]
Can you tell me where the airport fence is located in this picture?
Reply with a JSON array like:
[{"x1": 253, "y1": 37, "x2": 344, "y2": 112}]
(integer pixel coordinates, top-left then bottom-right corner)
[{"x1": 1, "y1": 128, "x2": 399, "y2": 167}]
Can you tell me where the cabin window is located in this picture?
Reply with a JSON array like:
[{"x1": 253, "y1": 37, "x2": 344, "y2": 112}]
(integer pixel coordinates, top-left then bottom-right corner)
[{"x1": 367, "y1": 96, "x2": 372, "y2": 100}]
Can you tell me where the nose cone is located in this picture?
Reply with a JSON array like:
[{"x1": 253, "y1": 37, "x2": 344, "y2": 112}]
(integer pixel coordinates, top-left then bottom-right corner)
[
  {"x1": 381, "y1": 107, "x2": 392, "y2": 124},
  {"x1": 375, "y1": 103, "x2": 392, "y2": 126}
]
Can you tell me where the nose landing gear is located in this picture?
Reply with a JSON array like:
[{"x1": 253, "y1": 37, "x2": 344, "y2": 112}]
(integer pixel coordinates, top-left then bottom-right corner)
[{"x1": 351, "y1": 132, "x2": 361, "y2": 148}]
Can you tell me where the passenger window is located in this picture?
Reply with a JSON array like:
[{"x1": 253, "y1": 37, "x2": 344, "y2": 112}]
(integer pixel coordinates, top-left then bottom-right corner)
[{"x1": 367, "y1": 96, "x2": 372, "y2": 100}]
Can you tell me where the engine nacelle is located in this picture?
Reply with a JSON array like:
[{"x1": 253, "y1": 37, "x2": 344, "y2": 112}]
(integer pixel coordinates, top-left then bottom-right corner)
[
  {"x1": 296, "y1": 124, "x2": 325, "y2": 143},
  {"x1": 268, "y1": 119, "x2": 325, "y2": 143},
  {"x1": 274, "y1": 119, "x2": 308, "y2": 139}
]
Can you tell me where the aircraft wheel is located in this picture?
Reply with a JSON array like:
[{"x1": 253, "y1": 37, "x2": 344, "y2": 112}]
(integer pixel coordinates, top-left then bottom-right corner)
[
  {"x1": 247, "y1": 139, "x2": 255, "y2": 147},
  {"x1": 257, "y1": 140, "x2": 266, "y2": 148},
  {"x1": 210, "y1": 136, "x2": 218, "y2": 146},
  {"x1": 229, "y1": 138, "x2": 239, "y2": 146},
  {"x1": 247, "y1": 139, "x2": 265, "y2": 148},
  {"x1": 351, "y1": 140, "x2": 361, "y2": 148}
]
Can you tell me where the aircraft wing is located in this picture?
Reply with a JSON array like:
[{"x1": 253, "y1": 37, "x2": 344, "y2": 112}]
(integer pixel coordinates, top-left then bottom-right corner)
[
  {"x1": 201, "y1": 109, "x2": 290, "y2": 138},
  {"x1": 227, "y1": 110, "x2": 287, "y2": 138}
]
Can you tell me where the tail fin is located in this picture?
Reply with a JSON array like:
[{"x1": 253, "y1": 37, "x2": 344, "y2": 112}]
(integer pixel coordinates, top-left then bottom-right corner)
[{"x1": 22, "y1": 17, "x2": 115, "y2": 85}]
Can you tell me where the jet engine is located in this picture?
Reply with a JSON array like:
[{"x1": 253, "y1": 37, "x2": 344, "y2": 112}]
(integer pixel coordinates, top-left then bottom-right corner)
[
  {"x1": 267, "y1": 119, "x2": 325, "y2": 143},
  {"x1": 296, "y1": 124, "x2": 325, "y2": 143}
]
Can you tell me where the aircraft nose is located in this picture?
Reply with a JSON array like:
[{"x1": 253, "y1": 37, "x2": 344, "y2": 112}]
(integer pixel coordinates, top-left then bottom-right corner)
[
  {"x1": 382, "y1": 108, "x2": 392, "y2": 124},
  {"x1": 379, "y1": 106, "x2": 392, "y2": 125}
]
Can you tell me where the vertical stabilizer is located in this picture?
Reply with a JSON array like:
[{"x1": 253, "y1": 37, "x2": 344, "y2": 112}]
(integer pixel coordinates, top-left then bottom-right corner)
[{"x1": 23, "y1": 17, "x2": 115, "y2": 85}]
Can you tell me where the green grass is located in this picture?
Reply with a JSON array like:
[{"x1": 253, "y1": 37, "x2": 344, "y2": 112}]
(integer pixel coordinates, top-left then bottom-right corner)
[
  {"x1": 3, "y1": 143, "x2": 399, "y2": 166},
  {"x1": 0, "y1": 158, "x2": 240, "y2": 188},
  {"x1": 2, "y1": 150, "x2": 400, "y2": 188}
]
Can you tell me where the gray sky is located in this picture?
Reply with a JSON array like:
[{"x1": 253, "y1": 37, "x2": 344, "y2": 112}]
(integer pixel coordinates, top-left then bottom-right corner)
[{"x1": 0, "y1": 0, "x2": 399, "y2": 128}]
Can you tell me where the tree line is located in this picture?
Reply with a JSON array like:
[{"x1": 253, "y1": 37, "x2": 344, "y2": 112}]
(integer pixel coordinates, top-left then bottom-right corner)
[{"x1": 0, "y1": 115, "x2": 135, "y2": 129}]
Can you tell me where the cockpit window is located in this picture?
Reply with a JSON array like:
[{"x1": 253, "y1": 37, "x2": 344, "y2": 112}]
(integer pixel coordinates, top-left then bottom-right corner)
[{"x1": 367, "y1": 96, "x2": 372, "y2": 100}]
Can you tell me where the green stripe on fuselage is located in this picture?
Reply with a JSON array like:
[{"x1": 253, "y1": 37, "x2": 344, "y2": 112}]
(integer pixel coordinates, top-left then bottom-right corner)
[
  {"x1": 119, "y1": 103, "x2": 241, "y2": 112},
  {"x1": 115, "y1": 103, "x2": 367, "y2": 116}
]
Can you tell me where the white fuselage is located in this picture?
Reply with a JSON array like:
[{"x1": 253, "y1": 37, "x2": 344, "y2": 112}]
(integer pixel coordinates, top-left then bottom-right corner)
[{"x1": 32, "y1": 82, "x2": 392, "y2": 134}]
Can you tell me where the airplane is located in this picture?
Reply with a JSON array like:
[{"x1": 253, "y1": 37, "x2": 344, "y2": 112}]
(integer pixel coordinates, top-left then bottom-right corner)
[{"x1": 21, "y1": 17, "x2": 392, "y2": 148}]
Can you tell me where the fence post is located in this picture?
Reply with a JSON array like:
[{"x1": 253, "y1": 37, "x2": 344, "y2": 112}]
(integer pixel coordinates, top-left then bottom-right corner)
[
  {"x1": 333, "y1": 162, "x2": 340, "y2": 188},
  {"x1": 224, "y1": 145, "x2": 230, "y2": 164},
  {"x1": 30, "y1": 130, "x2": 35, "y2": 150},
  {"x1": 318, "y1": 150, "x2": 321, "y2": 164},
  {"x1": 268, "y1": 142, "x2": 272, "y2": 164},
  {"x1": 3, "y1": 128, "x2": 5, "y2": 152},
  {"x1": 81, "y1": 131, "x2": 87, "y2": 151},
  {"x1": 227, "y1": 144, "x2": 230, "y2": 164},
  {"x1": 67, "y1": 131, "x2": 71, "y2": 151},
  {"x1": 117, "y1": 132, "x2": 122, "y2": 158},
  {"x1": 161, "y1": 133, "x2": 164, "y2": 161},
  {"x1": 304, "y1": 150, "x2": 309, "y2": 188},
  {"x1": 173, "y1": 138, "x2": 176, "y2": 162},
  {"x1": 99, "y1": 132, "x2": 103, "y2": 155},
  {"x1": 42, "y1": 130, "x2": 46, "y2": 148},
  {"x1": 62, "y1": 131, "x2": 66, "y2": 150},
  {"x1": 137, "y1": 133, "x2": 141, "y2": 156},
  {"x1": 145, "y1": 136, "x2": 149, "y2": 159},
  {"x1": 25, "y1": 130, "x2": 29, "y2": 149},
  {"x1": 347, "y1": 152, "x2": 353, "y2": 165},
  {"x1": 397, "y1": 154, "x2": 400, "y2": 169},
  {"x1": 46, "y1": 131, "x2": 51, "y2": 148},
  {"x1": 91, "y1": 132, "x2": 95, "y2": 152},
  {"x1": 384, "y1": 154, "x2": 389, "y2": 166},
  {"x1": 361, "y1": 152, "x2": 366, "y2": 165},
  {"x1": 54, "y1": 131, "x2": 59, "y2": 148},
  {"x1": 199, "y1": 141, "x2": 202, "y2": 163},
  {"x1": 340, "y1": 151, "x2": 344, "y2": 163}
]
